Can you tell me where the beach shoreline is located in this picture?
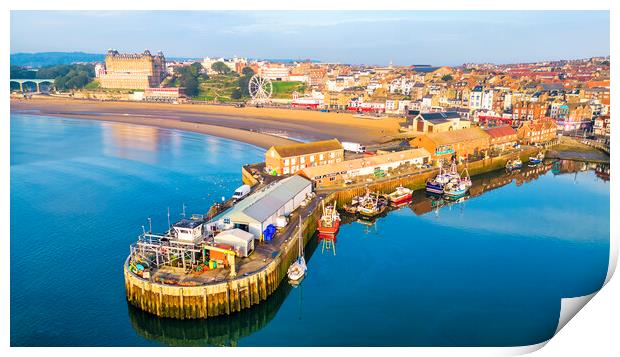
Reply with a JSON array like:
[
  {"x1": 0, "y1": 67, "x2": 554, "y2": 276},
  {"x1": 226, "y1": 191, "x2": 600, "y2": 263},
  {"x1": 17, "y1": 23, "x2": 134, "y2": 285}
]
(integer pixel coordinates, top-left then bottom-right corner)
[{"x1": 10, "y1": 96, "x2": 403, "y2": 149}]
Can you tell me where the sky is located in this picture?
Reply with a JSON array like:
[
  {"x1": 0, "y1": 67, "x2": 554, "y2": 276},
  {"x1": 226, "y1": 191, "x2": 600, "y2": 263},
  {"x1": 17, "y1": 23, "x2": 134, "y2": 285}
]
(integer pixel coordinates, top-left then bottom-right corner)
[{"x1": 10, "y1": 11, "x2": 610, "y2": 66}]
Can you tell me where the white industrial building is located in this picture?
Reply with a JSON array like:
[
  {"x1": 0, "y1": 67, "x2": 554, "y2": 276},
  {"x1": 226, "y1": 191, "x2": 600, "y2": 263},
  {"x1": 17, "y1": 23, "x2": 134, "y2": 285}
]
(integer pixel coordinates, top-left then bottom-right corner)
[
  {"x1": 213, "y1": 229, "x2": 255, "y2": 257},
  {"x1": 208, "y1": 175, "x2": 312, "y2": 238}
]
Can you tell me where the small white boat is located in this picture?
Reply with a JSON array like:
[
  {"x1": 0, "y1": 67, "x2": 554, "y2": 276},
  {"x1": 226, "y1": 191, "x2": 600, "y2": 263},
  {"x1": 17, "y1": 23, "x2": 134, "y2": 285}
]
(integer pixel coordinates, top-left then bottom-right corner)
[
  {"x1": 506, "y1": 158, "x2": 523, "y2": 170},
  {"x1": 288, "y1": 217, "x2": 307, "y2": 282},
  {"x1": 287, "y1": 257, "x2": 307, "y2": 281}
]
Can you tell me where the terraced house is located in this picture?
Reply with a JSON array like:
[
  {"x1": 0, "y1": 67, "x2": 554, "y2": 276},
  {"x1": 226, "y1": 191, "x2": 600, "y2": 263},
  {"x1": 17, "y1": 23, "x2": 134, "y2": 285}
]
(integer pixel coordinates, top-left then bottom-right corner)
[
  {"x1": 516, "y1": 119, "x2": 558, "y2": 145},
  {"x1": 265, "y1": 139, "x2": 344, "y2": 175}
]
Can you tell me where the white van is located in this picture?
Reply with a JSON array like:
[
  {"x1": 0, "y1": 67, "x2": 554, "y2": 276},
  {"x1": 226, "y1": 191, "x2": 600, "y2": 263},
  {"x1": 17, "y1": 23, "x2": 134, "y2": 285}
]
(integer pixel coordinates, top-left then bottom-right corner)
[
  {"x1": 232, "y1": 185, "x2": 251, "y2": 201},
  {"x1": 341, "y1": 141, "x2": 366, "y2": 153}
]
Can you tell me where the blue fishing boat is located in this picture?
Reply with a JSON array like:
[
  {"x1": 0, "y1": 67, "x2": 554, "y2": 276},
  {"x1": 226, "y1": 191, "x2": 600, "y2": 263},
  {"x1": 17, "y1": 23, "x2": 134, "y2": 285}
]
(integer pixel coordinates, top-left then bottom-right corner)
[
  {"x1": 529, "y1": 152, "x2": 545, "y2": 165},
  {"x1": 425, "y1": 161, "x2": 460, "y2": 195}
]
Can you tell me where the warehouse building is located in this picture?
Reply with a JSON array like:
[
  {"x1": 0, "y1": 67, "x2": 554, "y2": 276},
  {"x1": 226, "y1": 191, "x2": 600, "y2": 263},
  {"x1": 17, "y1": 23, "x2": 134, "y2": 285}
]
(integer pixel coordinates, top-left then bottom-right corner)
[
  {"x1": 208, "y1": 175, "x2": 312, "y2": 238},
  {"x1": 300, "y1": 148, "x2": 431, "y2": 188},
  {"x1": 410, "y1": 127, "x2": 491, "y2": 162}
]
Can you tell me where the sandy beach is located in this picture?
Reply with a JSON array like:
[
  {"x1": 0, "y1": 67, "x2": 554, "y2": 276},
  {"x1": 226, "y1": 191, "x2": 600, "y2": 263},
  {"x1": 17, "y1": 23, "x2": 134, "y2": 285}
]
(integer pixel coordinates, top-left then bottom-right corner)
[{"x1": 10, "y1": 96, "x2": 403, "y2": 149}]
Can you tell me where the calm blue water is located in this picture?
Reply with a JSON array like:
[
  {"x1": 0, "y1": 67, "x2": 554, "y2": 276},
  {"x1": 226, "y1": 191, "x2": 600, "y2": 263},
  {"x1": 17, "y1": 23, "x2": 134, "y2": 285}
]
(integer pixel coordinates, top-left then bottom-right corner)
[{"x1": 10, "y1": 113, "x2": 610, "y2": 347}]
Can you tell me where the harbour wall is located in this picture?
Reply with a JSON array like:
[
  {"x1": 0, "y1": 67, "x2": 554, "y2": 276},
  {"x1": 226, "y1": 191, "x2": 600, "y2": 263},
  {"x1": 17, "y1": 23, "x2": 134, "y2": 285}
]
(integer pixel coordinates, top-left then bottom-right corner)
[
  {"x1": 124, "y1": 202, "x2": 322, "y2": 319},
  {"x1": 328, "y1": 147, "x2": 539, "y2": 208},
  {"x1": 125, "y1": 147, "x2": 539, "y2": 319}
]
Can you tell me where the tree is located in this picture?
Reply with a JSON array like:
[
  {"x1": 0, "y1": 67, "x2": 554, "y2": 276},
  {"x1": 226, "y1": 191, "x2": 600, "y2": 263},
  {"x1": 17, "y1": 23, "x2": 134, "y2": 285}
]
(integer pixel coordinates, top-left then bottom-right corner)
[
  {"x1": 211, "y1": 61, "x2": 231, "y2": 75},
  {"x1": 231, "y1": 88, "x2": 242, "y2": 100},
  {"x1": 441, "y1": 74, "x2": 453, "y2": 82},
  {"x1": 189, "y1": 62, "x2": 203, "y2": 77},
  {"x1": 181, "y1": 75, "x2": 199, "y2": 97},
  {"x1": 10, "y1": 66, "x2": 36, "y2": 79},
  {"x1": 241, "y1": 66, "x2": 255, "y2": 77}
]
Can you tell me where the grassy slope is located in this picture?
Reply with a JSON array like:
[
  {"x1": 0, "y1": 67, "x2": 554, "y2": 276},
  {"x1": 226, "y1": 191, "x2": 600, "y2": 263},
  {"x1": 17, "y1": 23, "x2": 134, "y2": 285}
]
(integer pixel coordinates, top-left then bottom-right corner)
[
  {"x1": 194, "y1": 74, "x2": 240, "y2": 102},
  {"x1": 164, "y1": 74, "x2": 305, "y2": 102},
  {"x1": 271, "y1": 81, "x2": 306, "y2": 99}
]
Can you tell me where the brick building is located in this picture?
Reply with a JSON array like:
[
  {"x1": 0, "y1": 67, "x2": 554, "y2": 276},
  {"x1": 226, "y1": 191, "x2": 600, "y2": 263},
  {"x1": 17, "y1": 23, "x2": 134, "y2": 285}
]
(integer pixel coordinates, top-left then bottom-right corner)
[
  {"x1": 516, "y1": 119, "x2": 558, "y2": 145},
  {"x1": 265, "y1": 139, "x2": 344, "y2": 175},
  {"x1": 483, "y1": 126, "x2": 518, "y2": 151},
  {"x1": 511, "y1": 101, "x2": 548, "y2": 125}
]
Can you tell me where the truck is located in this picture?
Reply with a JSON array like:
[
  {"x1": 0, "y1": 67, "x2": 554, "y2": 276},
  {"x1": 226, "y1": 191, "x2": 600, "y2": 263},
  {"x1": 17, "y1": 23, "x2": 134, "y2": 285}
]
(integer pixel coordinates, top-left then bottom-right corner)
[
  {"x1": 341, "y1": 141, "x2": 366, "y2": 154},
  {"x1": 231, "y1": 185, "x2": 251, "y2": 202}
]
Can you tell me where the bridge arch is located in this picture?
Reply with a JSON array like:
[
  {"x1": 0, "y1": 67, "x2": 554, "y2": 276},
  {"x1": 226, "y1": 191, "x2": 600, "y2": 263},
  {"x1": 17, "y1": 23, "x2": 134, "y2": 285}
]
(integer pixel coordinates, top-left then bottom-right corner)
[{"x1": 10, "y1": 79, "x2": 55, "y2": 92}]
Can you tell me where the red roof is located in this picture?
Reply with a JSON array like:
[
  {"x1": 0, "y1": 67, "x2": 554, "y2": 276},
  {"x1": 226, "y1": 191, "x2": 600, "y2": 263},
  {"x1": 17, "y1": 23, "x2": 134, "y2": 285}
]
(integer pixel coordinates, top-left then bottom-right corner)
[{"x1": 483, "y1": 126, "x2": 517, "y2": 138}]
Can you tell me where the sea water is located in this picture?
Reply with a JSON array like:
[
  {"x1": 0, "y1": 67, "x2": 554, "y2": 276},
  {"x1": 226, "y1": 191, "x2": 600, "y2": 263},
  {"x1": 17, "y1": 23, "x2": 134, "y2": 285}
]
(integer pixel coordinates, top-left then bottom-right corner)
[{"x1": 10, "y1": 113, "x2": 610, "y2": 346}]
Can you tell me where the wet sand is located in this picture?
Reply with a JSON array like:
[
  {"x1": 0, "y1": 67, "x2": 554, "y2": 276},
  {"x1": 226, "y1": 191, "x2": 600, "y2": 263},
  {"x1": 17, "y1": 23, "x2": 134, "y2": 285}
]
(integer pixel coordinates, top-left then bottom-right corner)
[{"x1": 10, "y1": 97, "x2": 403, "y2": 149}]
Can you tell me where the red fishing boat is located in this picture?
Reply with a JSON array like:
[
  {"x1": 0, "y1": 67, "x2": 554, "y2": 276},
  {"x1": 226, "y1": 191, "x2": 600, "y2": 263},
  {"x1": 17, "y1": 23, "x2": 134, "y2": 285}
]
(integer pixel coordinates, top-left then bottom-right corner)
[
  {"x1": 317, "y1": 200, "x2": 341, "y2": 235},
  {"x1": 388, "y1": 186, "x2": 413, "y2": 206}
]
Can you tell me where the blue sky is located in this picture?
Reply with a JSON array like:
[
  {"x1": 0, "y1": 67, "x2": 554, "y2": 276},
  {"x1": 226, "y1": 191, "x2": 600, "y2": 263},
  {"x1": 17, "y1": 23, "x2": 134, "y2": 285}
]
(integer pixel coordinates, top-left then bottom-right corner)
[{"x1": 10, "y1": 11, "x2": 610, "y2": 66}]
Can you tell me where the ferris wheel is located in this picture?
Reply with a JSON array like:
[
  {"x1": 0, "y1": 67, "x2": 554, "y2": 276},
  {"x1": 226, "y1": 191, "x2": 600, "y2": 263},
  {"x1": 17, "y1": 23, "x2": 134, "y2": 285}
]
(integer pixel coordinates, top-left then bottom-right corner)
[{"x1": 248, "y1": 75, "x2": 273, "y2": 103}]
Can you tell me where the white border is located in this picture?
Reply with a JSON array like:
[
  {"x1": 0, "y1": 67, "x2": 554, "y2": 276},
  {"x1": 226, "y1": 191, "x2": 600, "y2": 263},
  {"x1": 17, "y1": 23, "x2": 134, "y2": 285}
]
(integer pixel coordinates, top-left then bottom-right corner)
[{"x1": 3, "y1": 1, "x2": 617, "y2": 356}]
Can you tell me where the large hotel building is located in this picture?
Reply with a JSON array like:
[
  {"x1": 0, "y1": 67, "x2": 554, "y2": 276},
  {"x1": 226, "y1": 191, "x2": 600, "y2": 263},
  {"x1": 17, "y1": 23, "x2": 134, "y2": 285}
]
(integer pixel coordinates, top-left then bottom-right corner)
[{"x1": 97, "y1": 49, "x2": 166, "y2": 90}]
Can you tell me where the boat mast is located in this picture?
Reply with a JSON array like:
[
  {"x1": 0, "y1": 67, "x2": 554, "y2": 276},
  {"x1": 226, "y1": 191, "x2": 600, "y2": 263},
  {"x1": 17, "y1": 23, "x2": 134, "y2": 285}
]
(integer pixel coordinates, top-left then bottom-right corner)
[{"x1": 298, "y1": 215, "x2": 303, "y2": 258}]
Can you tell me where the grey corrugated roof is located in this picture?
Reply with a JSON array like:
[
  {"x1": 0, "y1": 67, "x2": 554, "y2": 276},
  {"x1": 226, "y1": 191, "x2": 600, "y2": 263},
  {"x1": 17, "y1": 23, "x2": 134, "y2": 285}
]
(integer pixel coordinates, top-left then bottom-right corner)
[{"x1": 242, "y1": 175, "x2": 311, "y2": 222}]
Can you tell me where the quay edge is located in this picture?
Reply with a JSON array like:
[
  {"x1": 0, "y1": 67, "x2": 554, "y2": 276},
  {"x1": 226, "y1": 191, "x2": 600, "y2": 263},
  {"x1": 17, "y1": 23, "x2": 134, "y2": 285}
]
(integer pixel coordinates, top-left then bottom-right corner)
[{"x1": 124, "y1": 146, "x2": 541, "y2": 319}]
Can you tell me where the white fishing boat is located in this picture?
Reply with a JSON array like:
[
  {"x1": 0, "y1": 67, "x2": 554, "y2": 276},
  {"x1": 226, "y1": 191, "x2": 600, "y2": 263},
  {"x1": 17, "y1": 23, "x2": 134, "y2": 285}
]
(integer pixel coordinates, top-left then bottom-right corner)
[
  {"x1": 288, "y1": 217, "x2": 307, "y2": 282},
  {"x1": 506, "y1": 158, "x2": 523, "y2": 170},
  {"x1": 443, "y1": 178, "x2": 469, "y2": 199},
  {"x1": 356, "y1": 190, "x2": 388, "y2": 218}
]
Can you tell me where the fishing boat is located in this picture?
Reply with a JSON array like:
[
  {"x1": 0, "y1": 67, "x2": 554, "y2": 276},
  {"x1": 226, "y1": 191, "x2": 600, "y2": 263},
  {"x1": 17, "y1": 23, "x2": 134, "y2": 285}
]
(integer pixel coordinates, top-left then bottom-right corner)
[
  {"x1": 343, "y1": 196, "x2": 360, "y2": 214},
  {"x1": 459, "y1": 166, "x2": 472, "y2": 188},
  {"x1": 443, "y1": 179, "x2": 469, "y2": 199},
  {"x1": 529, "y1": 152, "x2": 545, "y2": 165},
  {"x1": 317, "y1": 200, "x2": 341, "y2": 235},
  {"x1": 288, "y1": 218, "x2": 307, "y2": 283},
  {"x1": 388, "y1": 186, "x2": 413, "y2": 206},
  {"x1": 356, "y1": 190, "x2": 388, "y2": 218},
  {"x1": 506, "y1": 158, "x2": 523, "y2": 170},
  {"x1": 425, "y1": 161, "x2": 460, "y2": 195}
]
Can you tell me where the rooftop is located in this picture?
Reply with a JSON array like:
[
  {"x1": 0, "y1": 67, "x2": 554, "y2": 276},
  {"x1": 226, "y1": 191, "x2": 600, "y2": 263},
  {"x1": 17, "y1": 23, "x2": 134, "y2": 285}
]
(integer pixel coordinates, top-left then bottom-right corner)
[
  {"x1": 483, "y1": 125, "x2": 517, "y2": 138},
  {"x1": 417, "y1": 127, "x2": 490, "y2": 145},
  {"x1": 213, "y1": 175, "x2": 311, "y2": 223},
  {"x1": 269, "y1": 139, "x2": 343, "y2": 158},
  {"x1": 173, "y1": 219, "x2": 204, "y2": 229},
  {"x1": 300, "y1": 148, "x2": 431, "y2": 179}
]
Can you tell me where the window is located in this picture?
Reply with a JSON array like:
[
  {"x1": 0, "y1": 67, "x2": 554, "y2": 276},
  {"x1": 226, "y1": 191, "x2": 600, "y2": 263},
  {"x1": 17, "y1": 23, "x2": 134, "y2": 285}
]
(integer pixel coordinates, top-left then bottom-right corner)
[
  {"x1": 310, "y1": 155, "x2": 315, "y2": 162},
  {"x1": 319, "y1": 153, "x2": 325, "y2": 161},
  {"x1": 330, "y1": 152, "x2": 335, "y2": 158},
  {"x1": 300, "y1": 156, "x2": 305, "y2": 164},
  {"x1": 284, "y1": 159, "x2": 289, "y2": 166},
  {"x1": 291, "y1": 157, "x2": 296, "y2": 165},
  {"x1": 283, "y1": 167, "x2": 289, "y2": 174}
]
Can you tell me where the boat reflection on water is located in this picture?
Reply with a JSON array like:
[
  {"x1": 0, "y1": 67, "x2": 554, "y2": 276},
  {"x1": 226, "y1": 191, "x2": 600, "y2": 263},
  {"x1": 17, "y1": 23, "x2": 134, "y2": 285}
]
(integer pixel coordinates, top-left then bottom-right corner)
[
  {"x1": 127, "y1": 231, "x2": 321, "y2": 347},
  {"x1": 411, "y1": 161, "x2": 554, "y2": 216}
]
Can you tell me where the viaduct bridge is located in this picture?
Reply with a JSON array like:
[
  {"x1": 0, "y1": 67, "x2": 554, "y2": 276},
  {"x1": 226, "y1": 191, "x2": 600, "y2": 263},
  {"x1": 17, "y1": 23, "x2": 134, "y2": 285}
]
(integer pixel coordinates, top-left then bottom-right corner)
[{"x1": 10, "y1": 79, "x2": 55, "y2": 92}]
